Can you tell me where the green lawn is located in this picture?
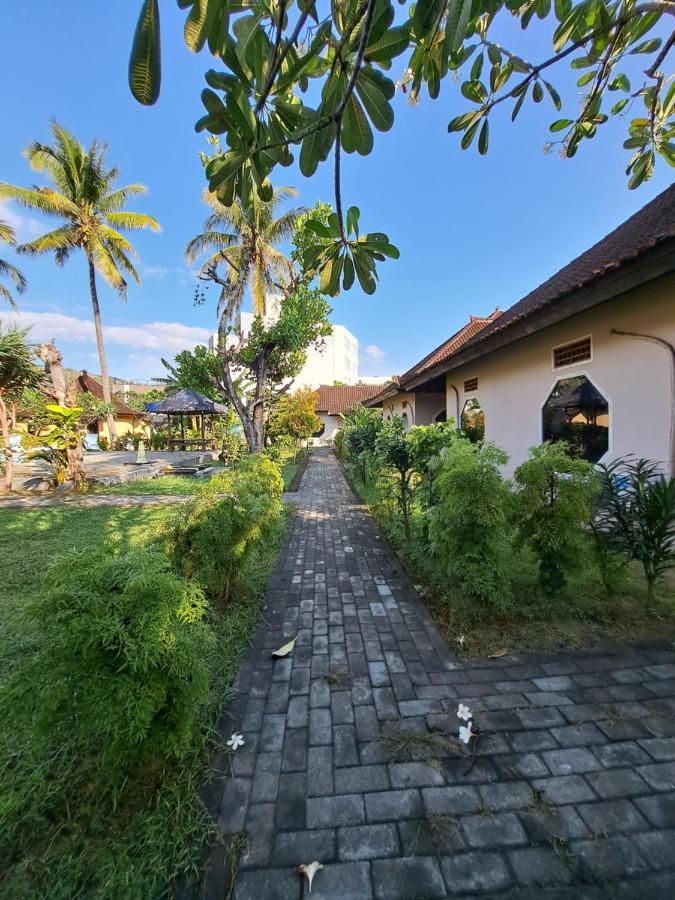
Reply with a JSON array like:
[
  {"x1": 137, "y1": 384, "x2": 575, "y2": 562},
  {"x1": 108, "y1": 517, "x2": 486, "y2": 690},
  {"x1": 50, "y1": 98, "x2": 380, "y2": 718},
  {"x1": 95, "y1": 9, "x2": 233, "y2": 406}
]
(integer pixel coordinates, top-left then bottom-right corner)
[
  {"x1": 91, "y1": 474, "x2": 205, "y2": 495},
  {"x1": 0, "y1": 502, "x2": 289, "y2": 899}
]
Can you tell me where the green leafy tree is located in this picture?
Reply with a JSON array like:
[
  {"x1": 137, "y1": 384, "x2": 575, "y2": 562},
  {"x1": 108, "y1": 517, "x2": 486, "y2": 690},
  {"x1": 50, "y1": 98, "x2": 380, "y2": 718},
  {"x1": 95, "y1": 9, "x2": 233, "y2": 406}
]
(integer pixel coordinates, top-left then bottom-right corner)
[
  {"x1": 0, "y1": 327, "x2": 44, "y2": 491},
  {"x1": 0, "y1": 123, "x2": 160, "y2": 442},
  {"x1": 159, "y1": 345, "x2": 228, "y2": 401},
  {"x1": 128, "y1": 0, "x2": 674, "y2": 292},
  {"x1": 375, "y1": 416, "x2": 416, "y2": 541},
  {"x1": 269, "y1": 387, "x2": 322, "y2": 445},
  {"x1": 340, "y1": 403, "x2": 385, "y2": 482},
  {"x1": 0, "y1": 220, "x2": 26, "y2": 309},
  {"x1": 186, "y1": 183, "x2": 302, "y2": 323},
  {"x1": 409, "y1": 420, "x2": 457, "y2": 509},
  {"x1": 29, "y1": 404, "x2": 87, "y2": 487},
  {"x1": 513, "y1": 441, "x2": 597, "y2": 595}
]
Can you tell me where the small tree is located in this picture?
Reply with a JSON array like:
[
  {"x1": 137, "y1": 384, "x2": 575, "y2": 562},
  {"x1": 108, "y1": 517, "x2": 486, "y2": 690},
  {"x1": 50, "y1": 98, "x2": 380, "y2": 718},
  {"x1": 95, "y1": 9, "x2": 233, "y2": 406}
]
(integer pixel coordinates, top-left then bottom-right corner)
[
  {"x1": 269, "y1": 387, "x2": 321, "y2": 447},
  {"x1": 0, "y1": 327, "x2": 44, "y2": 491},
  {"x1": 513, "y1": 441, "x2": 597, "y2": 595},
  {"x1": 341, "y1": 403, "x2": 384, "y2": 483},
  {"x1": 29, "y1": 405, "x2": 86, "y2": 487},
  {"x1": 429, "y1": 438, "x2": 514, "y2": 608},
  {"x1": 375, "y1": 417, "x2": 416, "y2": 542},
  {"x1": 409, "y1": 420, "x2": 457, "y2": 510}
]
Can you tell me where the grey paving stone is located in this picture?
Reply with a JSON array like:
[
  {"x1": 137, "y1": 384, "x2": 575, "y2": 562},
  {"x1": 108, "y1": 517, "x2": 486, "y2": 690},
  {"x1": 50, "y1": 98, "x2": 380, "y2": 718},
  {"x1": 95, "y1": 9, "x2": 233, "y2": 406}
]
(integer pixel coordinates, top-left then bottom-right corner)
[
  {"x1": 478, "y1": 780, "x2": 534, "y2": 811},
  {"x1": 271, "y1": 828, "x2": 336, "y2": 866},
  {"x1": 306, "y1": 793, "x2": 365, "y2": 828},
  {"x1": 398, "y1": 817, "x2": 465, "y2": 855},
  {"x1": 309, "y1": 707, "x2": 332, "y2": 746},
  {"x1": 549, "y1": 723, "x2": 606, "y2": 747},
  {"x1": 422, "y1": 785, "x2": 482, "y2": 815},
  {"x1": 365, "y1": 788, "x2": 423, "y2": 822},
  {"x1": 519, "y1": 805, "x2": 590, "y2": 842},
  {"x1": 595, "y1": 740, "x2": 651, "y2": 768},
  {"x1": 276, "y1": 772, "x2": 307, "y2": 829},
  {"x1": 250, "y1": 752, "x2": 282, "y2": 803},
  {"x1": 333, "y1": 723, "x2": 359, "y2": 767},
  {"x1": 218, "y1": 777, "x2": 251, "y2": 835},
  {"x1": 531, "y1": 774, "x2": 596, "y2": 805},
  {"x1": 576, "y1": 798, "x2": 649, "y2": 834},
  {"x1": 633, "y1": 829, "x2": 675, "y2": 869},
  {"x1": 389, "y1": 761, "x2": 445, "y2": 788},
  {"x1": 634, "y1": 792, "x2": 675, "y2": 827},
  {"x1": 461, "y1": 811, "x2": 528, "y2": 848},
  {"x1": 307, "y1": 745, "x2": 334, "y2": 797},
  {"x1": 335, "y1": 764, "x2": 389, "y2": 794},
  {"x1": 542, "y1": 748, "x2": 602, "y2": 775},
  {"x1": 532, "y1": 676, "x2": 575, "y2": 691},
  {"x1": 310, "y1": 679, "x2": 331, "y2": 708},
  {"x1": 586, "y1": 767, "x2": 651, "y2": 799},
  {"x1": 330, "y1": 690, "x2": 355, "y2": 724},
  {"x1": 441, "y1": 850, "x2": 512, "y2": 894},
  {"x1": 234, "y1": 867, "x2": 301, "y2": 900},
  {"x1": 639, "y1": 737, "x2": 675, "y2": 761},
  {"x1": 354, "y1": 704, "x2": 380, "y2": 741},
  {"x1": 525, "y1": 691, "x2": 573, "y2": 706},
  {"x1": 516, "y1": 706, "x2": 567, "y2": 729},
  {"x1": 286, "y1": 694, "x2": 309, "y2": 729},
  {"x1": 572, "y1": 835, "x2": 649, "y2": 881},
  {"x1": 240, "y1": 802, "x2": 275, "y2": 869},
  {"x1": 338, "y1": 823, "x2": 400, "y2": 861},
  {"x1": 508, "y1": 845, "x2": 575, "y2": 886},
  {"x1": 260, "y1": 714, "x2": 286, "y2": 752},
  {"x1": 372, "y1": 857, "x2": 446, "y2": 899},
  {"x1": 637, "y1": 761, "x2": 675, "y2": 790},
  {"x1": 282, "y1": 727, "x2": 307, "y2": 772},
  {"x1": 303, "y1": 861, "x2": 372, "y2": 900}
]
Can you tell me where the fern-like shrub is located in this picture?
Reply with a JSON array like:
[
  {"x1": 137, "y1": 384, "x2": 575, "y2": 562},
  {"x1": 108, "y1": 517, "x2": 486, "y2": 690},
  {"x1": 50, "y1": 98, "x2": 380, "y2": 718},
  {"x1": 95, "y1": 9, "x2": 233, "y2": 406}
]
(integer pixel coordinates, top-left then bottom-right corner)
[
  {"x1": 2, "y1": 547, "x2": 214, "y2": 769},
  {"x1": 513, "y1": 442, "x2": 597, "y2": 595},
  {"x1": 428, "y1": 438, "x2": 515, "y2": 609},
  {"x1": 167, "y1": 454, "x2": 284, "y2": 609}
]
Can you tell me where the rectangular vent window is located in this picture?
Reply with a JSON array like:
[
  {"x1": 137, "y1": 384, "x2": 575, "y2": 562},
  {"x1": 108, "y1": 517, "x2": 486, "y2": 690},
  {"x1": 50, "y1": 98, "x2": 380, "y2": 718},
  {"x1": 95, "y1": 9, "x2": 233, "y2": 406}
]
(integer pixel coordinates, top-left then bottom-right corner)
[
  {"x1": 464, "y1": 377, "x2": 479, "y2": 392},
  {"x1": 553, "y1": 337, "x2": 591, "y2": 369}
]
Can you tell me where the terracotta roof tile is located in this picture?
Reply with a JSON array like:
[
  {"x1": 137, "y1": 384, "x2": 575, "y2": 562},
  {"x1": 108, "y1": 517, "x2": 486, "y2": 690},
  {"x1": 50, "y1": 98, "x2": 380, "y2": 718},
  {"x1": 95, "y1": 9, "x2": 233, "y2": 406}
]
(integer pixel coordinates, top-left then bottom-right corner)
[
  {"x1": 315, "y1": 384, "x2": 385, "y2": 416},
  {"x1": 77, "y1": 371, "x2": 143, "y2": 418}
]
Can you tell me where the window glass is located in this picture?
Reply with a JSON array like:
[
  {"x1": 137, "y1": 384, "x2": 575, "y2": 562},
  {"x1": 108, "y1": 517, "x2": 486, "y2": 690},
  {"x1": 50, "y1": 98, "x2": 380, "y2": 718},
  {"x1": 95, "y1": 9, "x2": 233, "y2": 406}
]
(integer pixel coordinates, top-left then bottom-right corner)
[
  {"x1": 461, "y1": 398, "x2": 484, "y2": 442},
  {"x1": 542, "y1": 375, "x2": 609, "y2": 462},
  {"x1": 434, "y1": 409, "x2": 447, "y2": 423}
]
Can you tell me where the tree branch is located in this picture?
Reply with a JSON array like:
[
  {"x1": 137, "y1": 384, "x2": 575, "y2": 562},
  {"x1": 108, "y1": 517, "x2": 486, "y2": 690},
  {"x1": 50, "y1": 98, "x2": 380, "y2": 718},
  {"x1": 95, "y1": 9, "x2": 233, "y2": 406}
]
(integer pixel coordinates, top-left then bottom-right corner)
[
  {"x1": 255, "y1": 3, "x2": 311, "y2": 115},
  {"x1": 334, "y1": 118, "x2": 347, "y2": 243}
]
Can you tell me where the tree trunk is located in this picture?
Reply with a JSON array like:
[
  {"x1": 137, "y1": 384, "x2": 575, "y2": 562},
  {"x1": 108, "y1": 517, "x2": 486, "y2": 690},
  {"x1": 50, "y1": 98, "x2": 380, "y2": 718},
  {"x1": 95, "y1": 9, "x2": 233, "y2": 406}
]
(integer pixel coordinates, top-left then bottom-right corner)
[
  {"x1": 35, "y1": 339, "x2": 67, "y2": 405},
  {"x1": 66, "y1": 439, "x2": 84, "y2": 485},
  {"x1": 87, "y1": 255, "x2": 117, "y2": 444},
  {"x1": 0, "y1": 395, "x2": 13, "y2": 491},
  {"x1": 219, "y1": 348, "x2": 259, "y2": 453}
]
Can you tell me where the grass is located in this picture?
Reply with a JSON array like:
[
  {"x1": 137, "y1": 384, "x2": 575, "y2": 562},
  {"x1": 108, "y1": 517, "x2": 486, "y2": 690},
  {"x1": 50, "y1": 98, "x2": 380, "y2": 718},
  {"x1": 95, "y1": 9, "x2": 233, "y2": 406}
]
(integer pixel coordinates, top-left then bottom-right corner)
[
  {"x1": 0, "y1": 502, "x2": 290, "y2": 899},
  {"x1": 345, "y1": 463, "x2": 675, "y2": 655},
  {"x1": 91, "y1": 474, "x2": 206, "y2": 495}
]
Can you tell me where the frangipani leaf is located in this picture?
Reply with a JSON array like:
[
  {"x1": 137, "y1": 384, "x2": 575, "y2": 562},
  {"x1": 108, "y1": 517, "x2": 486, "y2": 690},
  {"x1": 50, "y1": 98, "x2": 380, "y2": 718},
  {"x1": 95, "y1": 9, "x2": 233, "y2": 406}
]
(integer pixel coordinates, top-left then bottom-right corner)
[
  {"x1": 129, "y1": 0, "x2": 161, "y2": 105},
  {"x1": 272, "y1": 635, "x2": 297, "y2": 658}
]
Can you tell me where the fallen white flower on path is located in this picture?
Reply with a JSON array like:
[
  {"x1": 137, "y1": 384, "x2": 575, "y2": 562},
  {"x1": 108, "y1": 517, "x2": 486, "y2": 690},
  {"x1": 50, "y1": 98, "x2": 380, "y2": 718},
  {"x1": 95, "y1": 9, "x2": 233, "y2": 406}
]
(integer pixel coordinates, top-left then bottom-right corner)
[
  {"x1": 457, "y1": 703, "x2": 472, "y2": 721},
  {"x1": 297, "y1": 861, "x2": 323, "y2": 893},
  {"x1": 459, "y1": 722, "x2": 474, "y2": 745},
  {"x1": 227, "y1": 733, "x2": 245, "y2": 751}
]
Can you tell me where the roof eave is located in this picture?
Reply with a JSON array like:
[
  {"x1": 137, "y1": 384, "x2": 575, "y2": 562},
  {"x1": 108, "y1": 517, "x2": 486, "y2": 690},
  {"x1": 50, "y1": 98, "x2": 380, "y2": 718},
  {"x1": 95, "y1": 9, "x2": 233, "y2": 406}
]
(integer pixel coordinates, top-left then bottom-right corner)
[{"x1": 403, "y1": 241, "x2": 675, "y2": 391}]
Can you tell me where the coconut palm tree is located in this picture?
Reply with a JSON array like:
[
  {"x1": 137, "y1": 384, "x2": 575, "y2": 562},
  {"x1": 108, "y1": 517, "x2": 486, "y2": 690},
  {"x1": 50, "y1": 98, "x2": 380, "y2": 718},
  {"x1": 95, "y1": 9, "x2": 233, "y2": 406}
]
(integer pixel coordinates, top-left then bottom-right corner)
[
  {"x1": 185, "y1": 186, "x2": 302, "y2": 329},
  {"x1": 0, "y1": 123, "x2": 160, "y2": 442},
  {"x1": 0, "y1": 220, "x2": 27, "y2": 309}
]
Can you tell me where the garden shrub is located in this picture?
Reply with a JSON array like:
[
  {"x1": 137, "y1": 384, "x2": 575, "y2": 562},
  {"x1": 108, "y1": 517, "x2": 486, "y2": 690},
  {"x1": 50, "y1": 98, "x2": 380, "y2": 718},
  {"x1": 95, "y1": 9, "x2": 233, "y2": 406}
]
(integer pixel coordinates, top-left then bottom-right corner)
[
  {"x1": 375, "y1": 417, "x2": 416, "y2": 541},
  {"x1": 429, "y1": 438, "x2": 515, "y2": 609},
  {"x1": 594, "y1": 456, "x2": 675, "y2": 599},
  {"x1": 1, "y1": 547, "x2": 214, "y2": 769},
  {"x1": 341, "y1": 403, "x2": 384, "y2": 480},
  {"x1": 513, "y1": 442, "x2": 597, "y2": 595},
  {"x1": 333, "y1": 427, "x2": 347, "y2": 460},
  {"x1": 167, "y1": 454, "x2": 284, "y2": 609},
  {"x1": 409, "y1": 420, "x2": 456, "y2": 510}
]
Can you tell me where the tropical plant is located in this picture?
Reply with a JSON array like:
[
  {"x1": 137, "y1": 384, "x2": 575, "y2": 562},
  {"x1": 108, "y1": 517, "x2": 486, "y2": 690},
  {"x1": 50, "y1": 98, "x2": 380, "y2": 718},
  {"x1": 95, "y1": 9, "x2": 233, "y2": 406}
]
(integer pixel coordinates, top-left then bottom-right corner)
[
  {"x1": 429, "y1": 438, "x2": 515, "y2": 608},
  {"x1": 375, "y1": 416, "x2": 416, "y2": 541},
  {"x1": 594, "y1": 456, "x2": 675, "y2": 599},
  {"x1": 0, "y1": 123, "x2": 160, "y2": 442},
  {"x1": 269, "y1": 387, "x2": 321, "y2": 446},
  {"x1": 128, "y1": 0, "x2": 674, "y2": 292},
  {"x1": 513, "y1": 441, "x2": 597, "y2": 595},
  {"x1": 0, "y1": 326, "x2": 44, "y2": 490},
  {"x1": 341, "y1": 403, "x2": 385, "y2": 481},
  {"x1": 186, "y1": 184, "x2": 302, "y2": 324},
  {"x1": 29, "y1": 404, "x2": 86, "y2": 486},
  {"x1": 409, "y1": 420, "x2": 457, "y2": 509},
  {"x1": 0, "y1": 220, "x2": 26, "y2": 309}
]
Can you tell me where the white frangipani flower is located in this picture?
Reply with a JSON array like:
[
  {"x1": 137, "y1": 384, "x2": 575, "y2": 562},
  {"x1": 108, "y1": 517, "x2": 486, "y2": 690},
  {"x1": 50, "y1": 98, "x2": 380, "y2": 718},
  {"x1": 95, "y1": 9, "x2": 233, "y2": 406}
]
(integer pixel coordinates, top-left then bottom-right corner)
[
  {"x1": 457, "y1": 634, "x2": 465, "y2": 648},
  {"x1": 227, "y1": 732, "x2": 245, "y2": 751},
  {"x1": 459, "y1": 722, "x2": 474, "y2": 745},
  {"x1": 457, "y1": 703, "x2": 472, "y2": 721}
]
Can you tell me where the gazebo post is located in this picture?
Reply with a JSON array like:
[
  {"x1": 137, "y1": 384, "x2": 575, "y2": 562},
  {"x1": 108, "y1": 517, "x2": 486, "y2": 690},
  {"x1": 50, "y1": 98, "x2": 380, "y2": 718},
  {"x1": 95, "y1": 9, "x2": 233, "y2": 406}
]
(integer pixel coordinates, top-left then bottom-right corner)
[
  {"x1": 180, "y1": 414, "x2": 185, "y2": 450},
  {"x1": 200, "y1": 413, "x2": 206, "y2": 451}
]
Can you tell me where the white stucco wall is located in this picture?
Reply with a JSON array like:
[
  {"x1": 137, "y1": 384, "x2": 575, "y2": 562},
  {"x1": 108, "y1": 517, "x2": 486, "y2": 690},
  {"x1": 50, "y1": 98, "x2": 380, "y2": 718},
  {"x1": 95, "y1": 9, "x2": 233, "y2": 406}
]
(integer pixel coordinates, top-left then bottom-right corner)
[
  {"x1": 443, "y1": 275, "x2": 675, "y2": 477},
  {"x1": 381, "y1": 392, "x2": 446, "y2": 427}
]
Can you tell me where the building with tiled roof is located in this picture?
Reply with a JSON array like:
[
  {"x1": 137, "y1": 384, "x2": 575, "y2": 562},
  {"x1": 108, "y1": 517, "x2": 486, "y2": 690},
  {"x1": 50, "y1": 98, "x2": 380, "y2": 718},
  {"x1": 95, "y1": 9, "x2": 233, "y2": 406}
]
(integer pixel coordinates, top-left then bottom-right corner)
[
  {"x1": 367, "y1": 184, "x2": 675, "y2": 477},
  {"x1": 73, "y1": 370, "x2": 150, "y2": 447},
  {"x1": 313, "y1": 383, "x2": 386, "y2": 442}
]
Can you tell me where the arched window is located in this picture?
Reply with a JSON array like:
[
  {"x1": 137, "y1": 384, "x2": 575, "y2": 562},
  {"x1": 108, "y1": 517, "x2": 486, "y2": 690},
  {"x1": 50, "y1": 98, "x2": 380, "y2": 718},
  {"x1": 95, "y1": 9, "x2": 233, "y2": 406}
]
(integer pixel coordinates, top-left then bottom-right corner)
[
  {"x1": 461, "y1": 398, "x2": 485, "y2": 442},
  {"x1": 542, "y1": 375, "x2": 609, "y2": 462},
  {"x1": 312, "y1": 421, "x2": 325, "y2": 438},
  {"x1": 434, "y1": 409, "x2": 447, "y2": 423},
  {"x1": 400, "y1": 410, "x2": 410, "y2": 430}
]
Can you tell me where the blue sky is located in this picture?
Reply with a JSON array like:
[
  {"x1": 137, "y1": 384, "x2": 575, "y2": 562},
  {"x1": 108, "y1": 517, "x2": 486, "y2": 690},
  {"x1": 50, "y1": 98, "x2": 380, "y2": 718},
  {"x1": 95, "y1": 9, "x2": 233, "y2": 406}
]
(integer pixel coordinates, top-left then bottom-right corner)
[{"x1": 1, "y1": 3, "x2": 672, "y2": 382}]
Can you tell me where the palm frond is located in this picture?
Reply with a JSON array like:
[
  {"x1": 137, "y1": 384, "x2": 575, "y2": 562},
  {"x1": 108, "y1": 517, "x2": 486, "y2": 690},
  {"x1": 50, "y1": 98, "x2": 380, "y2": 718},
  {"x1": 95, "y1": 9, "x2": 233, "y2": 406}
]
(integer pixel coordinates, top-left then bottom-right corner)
[
  {"x1": 0, "y1": 256, "x2": 27, "y2": 291},
  {"x1": 0, "y1": 283, "x2": 19, "y2": 310},
  {"x1": 185, "y1": 230, "x2": 239, "y2": 265},
  {"x1": 98, "y1": 184, "x2": 148, "y2": 213},
  {"x1": 91, "y1": 240, "x2": 127, "y2": 297},
  {"x1": 17, "y1": 225, "x2": 79, "y2": 257},
  {"x1": 104, "y1": 211, "x2": 161, "y2": 232},
  {"x1": 0, "y1": 221, "x2": 16, "y2": 245},
  {"x1": 266, "y1": 208, "x2": 304, "y2": 243},
  {"x1": 0, "y1": 184, "x2": 79, "y2": 219}
]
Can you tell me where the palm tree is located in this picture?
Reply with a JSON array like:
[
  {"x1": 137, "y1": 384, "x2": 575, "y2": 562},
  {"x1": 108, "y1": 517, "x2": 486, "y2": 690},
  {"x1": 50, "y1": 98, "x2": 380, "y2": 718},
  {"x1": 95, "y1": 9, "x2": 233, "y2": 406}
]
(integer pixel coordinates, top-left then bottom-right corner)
[
  {"x1": 0, "y1": 326, "x2": 44, "y2": 490},
  {"x1": 0, "y1": 220, "x2": 27, "y2": 309},
  {"x1": 0, "y1": 123, "x2": 160, "y2": 442},
  {"x1": 185, "y1": 187, "x2": 303, "y2": 328}
]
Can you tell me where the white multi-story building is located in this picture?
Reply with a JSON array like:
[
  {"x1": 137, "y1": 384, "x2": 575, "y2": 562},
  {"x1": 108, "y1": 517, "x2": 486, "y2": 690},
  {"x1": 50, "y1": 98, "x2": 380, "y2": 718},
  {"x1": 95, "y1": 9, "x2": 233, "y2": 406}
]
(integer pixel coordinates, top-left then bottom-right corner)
[{"x1": 209, "y1": 304, "x2": 379, "y2": 390}]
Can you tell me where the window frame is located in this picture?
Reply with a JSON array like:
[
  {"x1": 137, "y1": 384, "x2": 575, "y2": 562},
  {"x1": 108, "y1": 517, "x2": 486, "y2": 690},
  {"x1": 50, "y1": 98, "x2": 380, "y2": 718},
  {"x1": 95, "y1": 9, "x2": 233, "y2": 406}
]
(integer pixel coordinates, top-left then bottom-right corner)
[
  {"x1": 460, "y1": 395, "x2": 485, "y2": 442},
  {"x1": 551, "y1": 334, "x2": 593, "y2": 372},
  {"x1": 539, "y1": 369, "x2": 613, "y2": 464}
]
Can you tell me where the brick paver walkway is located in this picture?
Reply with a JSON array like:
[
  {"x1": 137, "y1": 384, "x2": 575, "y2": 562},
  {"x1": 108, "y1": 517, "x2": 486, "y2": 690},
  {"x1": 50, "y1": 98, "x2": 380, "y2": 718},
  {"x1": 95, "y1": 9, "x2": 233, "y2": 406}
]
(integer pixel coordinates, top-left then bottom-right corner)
[{"x1": 204, "y1": 450, "x2": 675, "y2": 899}]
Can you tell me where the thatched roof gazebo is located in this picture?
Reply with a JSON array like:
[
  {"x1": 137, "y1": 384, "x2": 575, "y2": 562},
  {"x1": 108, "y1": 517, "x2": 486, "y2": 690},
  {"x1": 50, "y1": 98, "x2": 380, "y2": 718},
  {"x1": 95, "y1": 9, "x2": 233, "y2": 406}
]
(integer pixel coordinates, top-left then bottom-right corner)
[{"x1": 145, "y1": 389, "x2": 229, "y2": 451}]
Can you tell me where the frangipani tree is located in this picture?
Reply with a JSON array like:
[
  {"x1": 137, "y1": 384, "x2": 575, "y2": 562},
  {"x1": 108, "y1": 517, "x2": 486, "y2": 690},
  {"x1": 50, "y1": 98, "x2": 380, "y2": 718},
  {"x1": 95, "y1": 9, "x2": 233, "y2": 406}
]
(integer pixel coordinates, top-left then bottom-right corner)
[
  {"x1": 0, "y1": 220, "x2": 26, "y2": 309},
  {"x1": 0, "y1": 123, "x2": 160, "y2": 442},
  {"x1": 128, "y1": 0, "x2": 674, "y2": 294}
]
